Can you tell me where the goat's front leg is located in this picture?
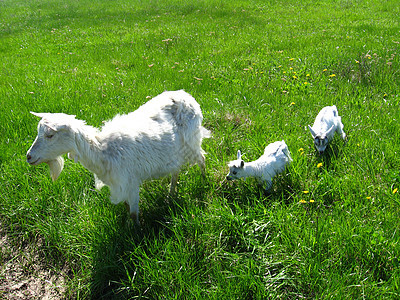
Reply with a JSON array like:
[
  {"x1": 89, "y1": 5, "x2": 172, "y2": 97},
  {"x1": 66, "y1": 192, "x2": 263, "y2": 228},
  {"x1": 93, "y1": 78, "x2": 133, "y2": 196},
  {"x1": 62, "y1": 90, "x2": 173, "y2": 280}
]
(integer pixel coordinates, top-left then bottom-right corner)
[
  {"x1": 126, "y1": 188, "x2": 140, "y2": 225},
  {"x1": 264, "y1": 178, "x2": 273, "y2": 192},
  {"x1": 170, "y1": 172, "x2": 179, "y2": 195}
]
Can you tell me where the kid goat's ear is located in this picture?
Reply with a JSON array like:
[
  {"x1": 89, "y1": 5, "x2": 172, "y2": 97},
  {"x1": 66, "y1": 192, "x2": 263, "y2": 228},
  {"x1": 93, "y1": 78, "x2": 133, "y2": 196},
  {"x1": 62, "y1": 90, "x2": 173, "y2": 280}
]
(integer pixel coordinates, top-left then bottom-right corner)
[
  {"x1": 237, "y1": 150, "x2": 242, "y2": 160},
  {"x1": 325, "y1": 125, "x2": 335, "y2": 136},
  {"x1": 308, "y1": 125, "x2": 316, "y2": 138},
  {"x1": 240, "y1": 160, "x2": 244, "y2": 168}
]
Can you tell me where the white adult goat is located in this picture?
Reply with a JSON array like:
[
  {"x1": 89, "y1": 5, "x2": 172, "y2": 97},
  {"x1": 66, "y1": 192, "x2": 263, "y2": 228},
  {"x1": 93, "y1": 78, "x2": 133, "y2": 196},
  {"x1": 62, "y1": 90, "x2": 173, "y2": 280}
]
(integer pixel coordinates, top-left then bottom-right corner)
[
  {"x1": 226, "y1": 140, "x2": 292, "y2": 191},
  {"x1": 308, "y1": 105, "x2": 346, "y2": 154},
  {"x1": 26, "y1": 90, "x2": 210, "y2": 223}
]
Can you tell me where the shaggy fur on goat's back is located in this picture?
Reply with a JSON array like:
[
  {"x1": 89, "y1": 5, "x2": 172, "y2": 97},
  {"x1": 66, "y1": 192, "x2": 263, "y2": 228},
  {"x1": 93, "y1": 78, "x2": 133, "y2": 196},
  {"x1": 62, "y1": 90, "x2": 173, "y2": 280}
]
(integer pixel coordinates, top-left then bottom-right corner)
[{"x1": 94, "y1": 90, "x2": 206, "y2": 183}]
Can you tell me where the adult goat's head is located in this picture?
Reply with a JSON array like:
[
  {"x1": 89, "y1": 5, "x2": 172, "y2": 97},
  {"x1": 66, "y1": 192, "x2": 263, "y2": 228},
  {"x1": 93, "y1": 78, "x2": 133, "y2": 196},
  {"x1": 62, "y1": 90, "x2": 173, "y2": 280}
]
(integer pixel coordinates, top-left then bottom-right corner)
[{"x1": 26, "y1": 112, "x2": 77, "y2": 181}]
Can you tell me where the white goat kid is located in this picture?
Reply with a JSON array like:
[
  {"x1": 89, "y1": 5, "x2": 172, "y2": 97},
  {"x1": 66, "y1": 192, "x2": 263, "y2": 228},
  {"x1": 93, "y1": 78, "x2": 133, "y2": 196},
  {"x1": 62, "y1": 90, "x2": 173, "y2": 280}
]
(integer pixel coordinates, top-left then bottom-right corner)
[
  {"x1": 26, "y1": 90, "x2": 210, "y2": 224},
  {"x1": 308, "y1": 105, "x2": 346, "y2": 154},
  {"x1": 226, "y1": 140, "x2": 292, "y2": 191}
]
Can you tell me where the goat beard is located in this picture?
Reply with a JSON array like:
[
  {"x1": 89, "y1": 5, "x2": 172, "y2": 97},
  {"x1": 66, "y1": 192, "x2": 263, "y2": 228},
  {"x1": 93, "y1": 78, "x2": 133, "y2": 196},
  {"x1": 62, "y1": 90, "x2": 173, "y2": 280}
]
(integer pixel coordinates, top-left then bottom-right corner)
[{"x1": 47, "y1": 156, "x2": 64, "y2": 181}]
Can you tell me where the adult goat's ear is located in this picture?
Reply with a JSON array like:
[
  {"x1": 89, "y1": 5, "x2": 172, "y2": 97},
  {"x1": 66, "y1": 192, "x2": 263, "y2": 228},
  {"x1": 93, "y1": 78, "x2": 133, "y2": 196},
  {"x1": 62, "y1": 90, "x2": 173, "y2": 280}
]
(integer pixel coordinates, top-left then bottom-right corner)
[
  {"x1": 240, "y1": 160, "x2": 244, "y2": 168},
  {"x1": 53, "y1": 123, "x2": 71, "y2": 132},
  {"x1": 43, "y1": 122, "x2": 59, "y2": 132}
]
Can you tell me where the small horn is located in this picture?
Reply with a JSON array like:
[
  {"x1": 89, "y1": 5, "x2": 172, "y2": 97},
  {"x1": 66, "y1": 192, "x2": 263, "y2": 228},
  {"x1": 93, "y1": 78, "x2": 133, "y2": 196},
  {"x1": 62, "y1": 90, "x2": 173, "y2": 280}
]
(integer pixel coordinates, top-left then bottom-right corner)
[
  {"x1": 308, "y1": 125, "x2": 317, "y2": 138},
  {"x1": 237, "y1": 150, "x2": 242, "y2": 160}
]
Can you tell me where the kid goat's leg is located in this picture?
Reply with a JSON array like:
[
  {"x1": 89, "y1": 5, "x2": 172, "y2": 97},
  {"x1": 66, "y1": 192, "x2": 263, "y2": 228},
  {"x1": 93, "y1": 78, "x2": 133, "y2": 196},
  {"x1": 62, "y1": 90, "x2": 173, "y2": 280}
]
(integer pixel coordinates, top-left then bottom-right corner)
[
  {"x1": 337, "y1": 116, "x2": 346, "y2": 140},
  {"x1": 265, "y1": 178, "x2": 273, "y2": 191}
]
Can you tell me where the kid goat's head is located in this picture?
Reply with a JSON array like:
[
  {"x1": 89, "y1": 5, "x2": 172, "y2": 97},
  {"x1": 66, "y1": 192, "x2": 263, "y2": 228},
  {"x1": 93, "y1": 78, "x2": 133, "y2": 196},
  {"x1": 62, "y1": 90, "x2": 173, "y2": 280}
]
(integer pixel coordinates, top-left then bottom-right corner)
[
  {"x1": 308, "y1": 125, "x2": 334, "y2": 154},
  {"x1": 226, "y1": 150, "x2": 245, "y2": 181},
  {"x1": 26, "y1": 112, "x2": 77, "y2": 181}
]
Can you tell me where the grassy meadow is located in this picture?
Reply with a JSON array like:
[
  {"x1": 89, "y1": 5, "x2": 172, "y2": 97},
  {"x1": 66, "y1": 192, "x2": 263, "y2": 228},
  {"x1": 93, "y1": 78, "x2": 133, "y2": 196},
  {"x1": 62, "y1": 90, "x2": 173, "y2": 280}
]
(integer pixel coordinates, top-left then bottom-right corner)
[{"x1": 1, "y1": 0, "x2": 400, "y2": 298}]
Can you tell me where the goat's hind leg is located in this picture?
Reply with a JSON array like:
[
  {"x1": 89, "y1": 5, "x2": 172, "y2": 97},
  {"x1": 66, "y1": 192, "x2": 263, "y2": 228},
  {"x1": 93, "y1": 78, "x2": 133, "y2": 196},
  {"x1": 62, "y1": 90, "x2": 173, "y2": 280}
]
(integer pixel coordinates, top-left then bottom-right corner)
[
  {"x1": 263, "y1": 178, "x2": 273, "y2": 196},
  {"x1": 126, "y1": 189, "x2": 140, "y2": 225},
  {"x1": 337, "y1": 116, "x2": 346, "y2": 140},
  {"x1": 197, "y1": 153, "x2": 206, "y2": 178}
]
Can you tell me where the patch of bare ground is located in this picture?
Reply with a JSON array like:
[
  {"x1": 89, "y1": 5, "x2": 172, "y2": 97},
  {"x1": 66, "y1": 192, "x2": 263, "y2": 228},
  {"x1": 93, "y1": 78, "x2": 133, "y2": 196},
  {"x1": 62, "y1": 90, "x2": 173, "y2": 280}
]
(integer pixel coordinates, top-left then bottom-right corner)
[{"x1": 0, "y1": 223, "x2": 69, "y2": 299}]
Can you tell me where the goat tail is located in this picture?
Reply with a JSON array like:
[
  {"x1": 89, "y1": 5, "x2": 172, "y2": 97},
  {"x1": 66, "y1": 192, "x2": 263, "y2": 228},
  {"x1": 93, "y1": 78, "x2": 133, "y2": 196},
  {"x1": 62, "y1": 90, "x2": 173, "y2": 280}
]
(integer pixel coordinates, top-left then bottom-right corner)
[
  {"x1": 167, "y1": 90, "x2": 210, "y2": 141},
  {"x1": 165, "y1": 90, "x2": 211, "y2": 166},
  {"x1": 168, "y1": 90, "x2": 200, "y2": 127},
  {"x1": 201, "y1": 126, "x2": 212, "y2": 139}
]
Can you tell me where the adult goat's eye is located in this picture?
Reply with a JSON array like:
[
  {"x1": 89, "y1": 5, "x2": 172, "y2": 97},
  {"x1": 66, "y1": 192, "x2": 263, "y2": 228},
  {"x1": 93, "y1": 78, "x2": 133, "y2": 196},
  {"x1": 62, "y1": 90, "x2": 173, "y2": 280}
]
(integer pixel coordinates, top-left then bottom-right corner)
[{"x1": 46, "y1": 134, "x2": 54, "y2": 139}]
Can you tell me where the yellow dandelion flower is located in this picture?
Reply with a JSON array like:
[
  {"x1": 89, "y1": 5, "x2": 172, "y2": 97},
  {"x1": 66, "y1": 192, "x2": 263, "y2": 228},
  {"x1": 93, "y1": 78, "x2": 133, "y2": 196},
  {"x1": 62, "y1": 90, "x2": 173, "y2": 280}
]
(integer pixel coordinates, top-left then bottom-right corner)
[
  {"x1": 317, "y1": 162, "x2": 323, "y2": 168},
  {"x1": 304, "y1": 82, "x2": 308, "y2": 85},
  {"x1": 309, "y1": 199, "x2": 315, "y2": 203},
  {"x1": 366, "y1": 196, "x2": 371, "y2": 200},
  {"x1": 299, "y1": 199, "x2": 307, "y2": 203},
  {"x1": 289, "y1": 58, "x2": 294, "y2": 61},
  {"x1": 290, "y1": 102, "x2": 295, "y2": 106},
  {"x1": 293, "y1": 75, "x2": 297, "y2": 79},
  {"x1": 323, "y1": 69, "x2": 327, "y2": 72},
  {"x1": 393, "y1": 188, "x2": 398, "y2": 194},
  {"x1": 329, "y1": 74, "x2": 336, "y2": 77},
  {"x1": 289, "y1": 67, "x2": 293, "y2": 70},
  {"x1": 355, "y1": 60, "x2": 360, "y2": 64},
  {"x1": 298, "y1": 148, "x2": 304, "y2": 152},
  {"x1": 306, "y1": 74, "x2": 310, "y2": 77},
  {"x1": 278, "y1": 65, "x2": 282, "y2": 68},
  {"x1": 303, "y1": 190, "x2": 309, "y2": 194}
]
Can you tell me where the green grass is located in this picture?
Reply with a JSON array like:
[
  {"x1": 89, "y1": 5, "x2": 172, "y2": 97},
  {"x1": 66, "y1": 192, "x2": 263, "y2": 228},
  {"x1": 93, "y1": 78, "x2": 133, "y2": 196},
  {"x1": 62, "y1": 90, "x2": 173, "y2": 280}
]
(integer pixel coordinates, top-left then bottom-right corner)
[{"x1": 1, "y1": 0, "x2": 400, "y2": 298}]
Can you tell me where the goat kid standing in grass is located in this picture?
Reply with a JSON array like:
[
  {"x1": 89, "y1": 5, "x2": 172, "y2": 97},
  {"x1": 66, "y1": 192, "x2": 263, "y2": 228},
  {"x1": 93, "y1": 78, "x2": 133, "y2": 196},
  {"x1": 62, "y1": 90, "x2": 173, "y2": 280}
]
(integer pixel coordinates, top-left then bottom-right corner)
[
  {"x1": 308, "y1": 105, "x2": 346, "y2": 154},
  {"x1": 26, "y1": 90, "x2": 210, "y2": 224},
  {"x1": 226, "y1": 140, "x2": 292, "y2": 192}
]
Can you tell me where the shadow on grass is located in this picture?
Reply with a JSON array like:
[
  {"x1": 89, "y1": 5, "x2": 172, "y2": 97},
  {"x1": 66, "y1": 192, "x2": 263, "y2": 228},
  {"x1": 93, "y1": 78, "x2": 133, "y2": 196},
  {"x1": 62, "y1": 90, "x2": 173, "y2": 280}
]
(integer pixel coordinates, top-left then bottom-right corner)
[
  {"x1": 316, "y1": 136, "x2": 347, "y2": 169},
  {"x1": 88, "y1": 174, "x2": 210, "y2": 299},
  {"x1": 218, "y1": 169, "x2": 297, "y2": 209}
]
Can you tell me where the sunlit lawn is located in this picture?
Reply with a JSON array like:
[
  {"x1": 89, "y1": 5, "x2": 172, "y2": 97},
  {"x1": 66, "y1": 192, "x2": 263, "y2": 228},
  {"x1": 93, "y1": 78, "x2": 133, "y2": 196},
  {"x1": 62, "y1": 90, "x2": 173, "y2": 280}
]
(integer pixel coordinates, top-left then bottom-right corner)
[{"x1": 1, "y1": 0, "x2": 400, "y2": 298}]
